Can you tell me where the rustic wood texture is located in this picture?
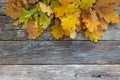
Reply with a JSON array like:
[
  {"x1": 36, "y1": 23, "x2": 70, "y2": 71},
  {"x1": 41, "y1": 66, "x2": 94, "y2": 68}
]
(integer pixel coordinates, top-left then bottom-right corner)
[
  {"x1": 0, "y1": 1, "x2": 120, "y2": 79},
  {"x1": 0, "y1": 0, "x2": 120, "y2": 66},
  {"x1": 0, "y1": 65, "x2": 120, "y2": 80},
  {"x1": 0, "y1": 0, "x2": 120, "y2": 65},
  {"x1": 0, "y1": 41, "x2": 119, "y2": 65},
  {"x1": 0, "y1": 0, "x2": 120, "y2": 41}
]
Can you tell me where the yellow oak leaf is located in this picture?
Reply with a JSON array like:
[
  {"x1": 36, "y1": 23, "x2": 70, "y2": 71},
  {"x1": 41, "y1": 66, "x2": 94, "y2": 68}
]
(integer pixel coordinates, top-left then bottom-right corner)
[
  {"x1": 53, "y1": 6, "x2": 67, "y2": 18},
  {"x1": 53, "y1": 0, "x2": 79, "y2": 18},
  {"x1": 61, "y1": 14, "x2": 80, "y2": 32},
  {"x1": 64, "y1": 30, "x2": 71, "y2": 36},
  {"x1": 39, "y1": 2, "x2": 53, "y2": 16},
  {"x1": 59, "y1": 0, "x2": 72, "y2": 6},
  {"x1": 51, "y1": 20, "x2": 64, "y2": 39},
  {"x1": 80, "y1": 0, "x2": 96, "y2": 10},
  {"x1": 65, "y1": 3, "x2": 79, "y2": 15}
]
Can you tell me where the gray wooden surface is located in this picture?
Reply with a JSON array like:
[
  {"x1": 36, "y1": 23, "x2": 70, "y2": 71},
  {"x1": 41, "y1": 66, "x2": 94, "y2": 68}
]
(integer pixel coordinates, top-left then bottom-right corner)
[
  {"x1": 0, "y1": 0, "x2": 120, "y2": 80},
  {"x1": 0, "y1": 41, "x2": 120, "y2": 65},
  {"x1": 0, "y1": 65, "x2": 119, "y2": 80},
  {"x1": 0, "y1": 0, "x2": 120, "y2": 65},
  {"x1": 0, "y1": 0, "x2": 120, "y2": 41}
]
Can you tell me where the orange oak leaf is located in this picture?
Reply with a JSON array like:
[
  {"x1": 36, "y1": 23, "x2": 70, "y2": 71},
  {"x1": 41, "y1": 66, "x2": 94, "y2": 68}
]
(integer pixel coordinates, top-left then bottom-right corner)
[
  {"x1": 22, "y1": 20, "x2": 43, "y2": 39},
  {"x1": 28, "y1": 0, "x2": 38, "y2": 4},
  {"x1": 94, "y1": 0, "x2": 120, "y2": 23},
  {"x1": 6, "y1": 0, "x2": 28, "y2": 19},
  {"x1": 82, "y1": 11, "x2": 100, "y2": 32}
]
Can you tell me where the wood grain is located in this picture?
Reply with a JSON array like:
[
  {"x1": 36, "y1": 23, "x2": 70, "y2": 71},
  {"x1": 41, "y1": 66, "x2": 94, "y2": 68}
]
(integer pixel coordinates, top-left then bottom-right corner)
[
  {"x1": 0, "y1": 41, "x2": 119, "y2": 65},
  {"x1": 0, "y1": 1, "x2": 120, "y2": 79},
  {"x1": 0, "y1": 0, "x2": 120, "y2": 41},
  {"x1": 0, "y1": 65, "x2": 120, "y2": 80}
]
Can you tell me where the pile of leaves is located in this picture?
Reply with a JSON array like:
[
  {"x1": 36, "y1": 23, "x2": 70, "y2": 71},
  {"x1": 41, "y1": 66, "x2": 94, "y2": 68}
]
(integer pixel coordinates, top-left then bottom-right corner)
[{"x1": 6, "y1": 0, "x2": 120, "y2": 42}]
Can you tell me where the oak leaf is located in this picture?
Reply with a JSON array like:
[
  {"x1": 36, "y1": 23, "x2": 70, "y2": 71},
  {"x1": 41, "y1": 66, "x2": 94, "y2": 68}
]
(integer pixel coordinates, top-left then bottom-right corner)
[
  {"x1": 39, "y1": 2, "x2": 53, "y2": 16},
  {"x1": 82, "y1": 11, "x2": 100, "y2": 32},
  {"x1": 94, "y1": 0, "x2": 120, "y2": 23},
  {"x1": 85, "y1": 28, "x2": 104, "y2": 42},
  {"x1": 38, "y1": 11, "x2": 50, "y2": 29},
  {"x1": 51, "y1": 20, "x2": 64, "y2": 39},
  {"x1": 22, "y1": 20, "x2": 43, "y2": 39},
  {"x1": 80, "y1": 0, "x2": 96, "y2": 10},
  {"x1": 6, "y1": 0, "x2": 28, "y2": 19},
  {"x1": 61, "y1": 14, "x2": 80, "y2": 32},
  {"x1": 28, "y1": 0, "x2": 38, "y2": 4}
]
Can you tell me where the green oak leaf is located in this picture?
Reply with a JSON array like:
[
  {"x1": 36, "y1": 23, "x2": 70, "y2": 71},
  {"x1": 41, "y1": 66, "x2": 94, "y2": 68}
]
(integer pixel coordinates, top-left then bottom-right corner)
[
  {"x1": 39, "y1": 11, "x2": 49, "y2": 29},
  {"x1": 19, "y1": 9, "x2": 37, "y2": 23}
]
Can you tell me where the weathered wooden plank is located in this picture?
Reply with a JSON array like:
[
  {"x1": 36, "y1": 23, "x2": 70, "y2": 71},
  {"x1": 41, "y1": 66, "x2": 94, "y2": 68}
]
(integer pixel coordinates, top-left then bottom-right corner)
[
  {"x1": 0, "y1": 0, "x2": 120, "y2": 41},
  {"x1": 0, "y1": 41, "x2": 120, "y2": 64},
  {"x1": 0, "y1": 16, "x2": 120, "y2": 41},
  {"x1": 0, "y1": 65, "x2": 120, "y2": 80}
]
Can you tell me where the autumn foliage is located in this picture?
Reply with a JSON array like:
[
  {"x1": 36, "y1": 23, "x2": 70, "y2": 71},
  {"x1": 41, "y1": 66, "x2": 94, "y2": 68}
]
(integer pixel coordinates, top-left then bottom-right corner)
[{"x1": 6, "y1": 0, "x2": 120, "y2": 42}]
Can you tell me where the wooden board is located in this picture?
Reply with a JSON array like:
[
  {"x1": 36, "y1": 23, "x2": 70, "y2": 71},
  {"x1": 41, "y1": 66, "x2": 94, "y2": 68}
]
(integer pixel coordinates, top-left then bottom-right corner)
[
  {"x1": 0, "y1": 0, "x2": 120, "y2": 65},
  {"x1": 0, "y1": 0, "x2": 120, "y2": 41},
  {"x1": 0, "y1": 41, "x2": 120, "y2": 65},
  {"x1": 0, "y1": 65, "x2": 120, "y2": 80},
  {"x1": 0, "y1": 1, "x2": 120, "y2": 79}
]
